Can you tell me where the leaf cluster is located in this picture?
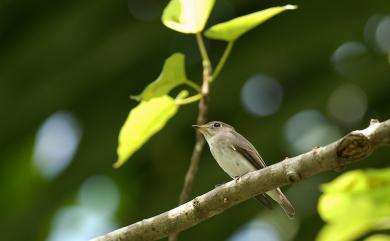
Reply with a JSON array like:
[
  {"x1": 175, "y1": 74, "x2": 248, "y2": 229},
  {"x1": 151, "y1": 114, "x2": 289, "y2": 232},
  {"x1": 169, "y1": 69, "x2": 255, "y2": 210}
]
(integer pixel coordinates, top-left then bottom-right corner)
[
  {"x1": 317, "y1": 168, "x2": 390, "y2": 241},
  {"x1": 115, "y1": 0, "x2": 297, "y2": 167}
]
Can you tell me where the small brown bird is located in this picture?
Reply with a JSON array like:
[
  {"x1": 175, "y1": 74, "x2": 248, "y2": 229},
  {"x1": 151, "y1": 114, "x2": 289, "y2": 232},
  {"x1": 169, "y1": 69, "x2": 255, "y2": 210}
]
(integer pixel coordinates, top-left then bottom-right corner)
[{"x1": 193, "y1": 121, "x2": 295, "y2": 218}]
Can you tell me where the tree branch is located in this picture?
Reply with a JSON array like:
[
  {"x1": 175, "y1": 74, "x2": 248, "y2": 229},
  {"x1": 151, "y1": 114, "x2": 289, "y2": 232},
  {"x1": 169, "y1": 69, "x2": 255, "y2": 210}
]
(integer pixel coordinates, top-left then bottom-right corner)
[{"x1": 90, "y1": 119, "x2": 390, "y2": 241}]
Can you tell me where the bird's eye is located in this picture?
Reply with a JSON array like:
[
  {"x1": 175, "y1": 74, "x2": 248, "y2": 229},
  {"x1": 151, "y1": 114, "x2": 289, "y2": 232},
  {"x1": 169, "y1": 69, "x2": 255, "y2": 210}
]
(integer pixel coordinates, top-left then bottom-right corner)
[{"x1": 213, "y1": 122, "x2": 221, "y2": 128}]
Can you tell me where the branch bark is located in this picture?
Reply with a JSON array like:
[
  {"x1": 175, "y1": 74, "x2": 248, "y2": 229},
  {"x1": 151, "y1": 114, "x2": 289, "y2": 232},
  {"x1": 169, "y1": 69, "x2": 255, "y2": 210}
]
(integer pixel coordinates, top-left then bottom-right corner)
[{"x1": 91, "y1": 119, "x2": 390, "y2": 241}]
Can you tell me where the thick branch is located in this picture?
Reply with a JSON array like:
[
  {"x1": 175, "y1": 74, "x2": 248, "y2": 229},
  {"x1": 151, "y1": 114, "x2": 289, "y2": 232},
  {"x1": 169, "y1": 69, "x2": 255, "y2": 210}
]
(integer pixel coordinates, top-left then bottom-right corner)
[{"x1": 91, "y1": 119, "x2": 390, "y2": 241}]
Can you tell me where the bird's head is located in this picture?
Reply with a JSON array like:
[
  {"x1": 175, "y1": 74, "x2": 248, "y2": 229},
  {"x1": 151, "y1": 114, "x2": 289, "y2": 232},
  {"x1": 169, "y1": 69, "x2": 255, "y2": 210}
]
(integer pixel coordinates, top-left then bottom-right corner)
[{"x1": 192, "y1": 121, "x2": 234, "y2": 141}]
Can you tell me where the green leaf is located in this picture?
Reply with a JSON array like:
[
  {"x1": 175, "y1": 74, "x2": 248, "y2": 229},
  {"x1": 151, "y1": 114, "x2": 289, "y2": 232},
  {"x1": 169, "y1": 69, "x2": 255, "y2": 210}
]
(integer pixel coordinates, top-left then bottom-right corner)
[
  {"x1": 364, "y1": 235, "x2": 390, "y2": 241},
  {"x1": 205, "y1": 5, "x2": 297, "y2": 42},
  {"x1": 317, "y1": 221, "x2": 380, "y2": 241},
  {"x1": 162, "y1": 0, "x2": 215, "y2": 34},
  {"x1": 133, "y1": 53, "x2": 189, "y2": 101},
  {"x1": 316, "y1": 168, "x2": 390, "y2": 241},
  {"x1": 114, "y1": 95, "x2": 178, "y2": 168}
]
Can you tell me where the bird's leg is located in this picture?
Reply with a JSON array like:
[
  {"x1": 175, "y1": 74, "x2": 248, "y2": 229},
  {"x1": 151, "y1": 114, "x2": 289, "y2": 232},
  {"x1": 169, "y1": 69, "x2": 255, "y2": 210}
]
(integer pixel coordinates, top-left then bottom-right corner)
[
  {"x1": 233, "y1": 176, "x2": 241, "y2": 182},
  {"x1": 215, "y1": 176, "x2": 242, "y2": 188}
]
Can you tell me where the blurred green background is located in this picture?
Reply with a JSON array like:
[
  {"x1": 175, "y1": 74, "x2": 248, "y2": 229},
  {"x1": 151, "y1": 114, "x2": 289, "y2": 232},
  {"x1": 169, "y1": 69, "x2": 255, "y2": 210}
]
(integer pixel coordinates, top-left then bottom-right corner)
[{"x1": 1, "y1": 0, "x2": 390, "y2": 241}]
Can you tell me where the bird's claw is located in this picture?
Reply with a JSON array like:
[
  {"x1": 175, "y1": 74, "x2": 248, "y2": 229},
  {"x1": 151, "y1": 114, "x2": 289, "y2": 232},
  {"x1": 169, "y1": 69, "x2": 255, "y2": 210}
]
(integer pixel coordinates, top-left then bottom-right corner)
[{"x1": 214, "y1": 176, "x2": 241, "y2": 188}]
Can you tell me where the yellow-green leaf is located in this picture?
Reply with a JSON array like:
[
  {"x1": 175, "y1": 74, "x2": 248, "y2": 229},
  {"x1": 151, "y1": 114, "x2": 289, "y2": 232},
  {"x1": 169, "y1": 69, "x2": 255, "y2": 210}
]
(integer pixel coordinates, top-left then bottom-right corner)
[
  {"x1": 114, "y1": 95, "x2": 178, "y2": 168},
  {"x1": 317, "y1": 221, "x2": 377, "y2": 241},
  {"x1": 133, "y1": 53, "x2": 189, "y2": 101},
  {"x1": 205, "y1": 5, "x2": 297, "y2": 42},
  {"x1": 364, "y1": 235, "x2": 390, "y2": 241},
  {"x1": 162, "y1": 0, "x2": 215, "y2": 34},
  {"x1": 316, "y1": 168, "x2": 390, "y2": 241},
  {"x1": 364, "y1": 234, "x2": 390, "y2": 241}
]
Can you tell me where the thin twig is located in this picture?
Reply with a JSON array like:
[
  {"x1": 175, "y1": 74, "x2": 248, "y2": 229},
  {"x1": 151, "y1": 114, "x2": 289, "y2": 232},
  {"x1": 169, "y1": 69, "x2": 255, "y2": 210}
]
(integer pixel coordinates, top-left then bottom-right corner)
[
  {"x1": 168, "y1": 33, "x2": 212, "y2": 241},
  {"x1": 90, "y1": 119, "x2": 390, "y2": 241},
  {"x1": 175, "y1": 94, "x2": 202, "y2": 105},
  {"x1": 184, "y1": 81, "x2": 201, "y2": 92},
  {"x1": 211, "y1": 41, "x2": 234, "y2": 82}
]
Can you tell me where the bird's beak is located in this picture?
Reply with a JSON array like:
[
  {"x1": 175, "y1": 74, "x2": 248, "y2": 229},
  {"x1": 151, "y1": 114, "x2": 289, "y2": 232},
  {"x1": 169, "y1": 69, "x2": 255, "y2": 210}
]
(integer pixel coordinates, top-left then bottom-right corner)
[{"x1": 192, "y1": 124, "x2": 207, "y2": 134}]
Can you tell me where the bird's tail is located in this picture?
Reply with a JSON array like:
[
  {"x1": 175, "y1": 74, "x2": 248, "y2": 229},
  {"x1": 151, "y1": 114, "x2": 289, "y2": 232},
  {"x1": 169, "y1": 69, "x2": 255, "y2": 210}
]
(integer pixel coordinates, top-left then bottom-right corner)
[
  {"x1": 265, "y1": 188, "x2": 295, "y2": 218},
  {"x1": 276, "y1": 189, "x2": 295, "y2": 219}
]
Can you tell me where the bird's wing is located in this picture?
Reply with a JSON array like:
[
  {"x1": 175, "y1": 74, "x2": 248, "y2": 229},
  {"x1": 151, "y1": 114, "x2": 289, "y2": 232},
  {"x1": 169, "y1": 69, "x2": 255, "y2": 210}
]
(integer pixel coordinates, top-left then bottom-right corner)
[
  {"x1": 254, "y1": 194, "x2": 273, "y2": 209},
  {"x1": 233, "y1": 143, "x2": 267, "y2": 170},
  {"x1": 231, "y1": 132, "x2": 275, "y2": 209}
]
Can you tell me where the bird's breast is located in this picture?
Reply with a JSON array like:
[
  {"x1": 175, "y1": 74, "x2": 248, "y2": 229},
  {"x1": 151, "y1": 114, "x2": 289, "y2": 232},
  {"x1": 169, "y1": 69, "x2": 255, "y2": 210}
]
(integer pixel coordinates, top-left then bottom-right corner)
[{"x1": 209, "y1": 140, "x2": 256, "y2": 178}]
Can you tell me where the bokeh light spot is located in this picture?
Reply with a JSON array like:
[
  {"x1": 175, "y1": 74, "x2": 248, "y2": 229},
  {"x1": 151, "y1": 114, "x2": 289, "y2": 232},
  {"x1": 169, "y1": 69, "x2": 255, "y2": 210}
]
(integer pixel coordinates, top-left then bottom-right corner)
[
  {"x1": 284, "y1": 110, "x2": 341, "y2": 154},
  {"x1": 46, "y1": 176, "x2": 120, "y2": 241},
  {"x1": 79, "y1": 176, "x2": 120, "y2": 216},
  {"x1": 375, "y1": 16, "x2": 390, "y2": 54},
  {"x1": 364, "y1": 15, "x2": 383, "y2": 50},
  {"x1": 228, "y1": 220, "x2": 280, "y2": 241},
  {"x1": 241, "y1": 75, "x2": 283, "y2": 116},
  {"x1": 33, "y1": 111, "x2": 82, "y2": 180},
  {"x1": 46, "y1": 207, "x2": 117, "y2": 241},
  {"x1": 327, "y1": 84, "x2": 367, "y2": 125},
  {"x1": 331, "y1": 41, "x2": 369, "y2": 76}
]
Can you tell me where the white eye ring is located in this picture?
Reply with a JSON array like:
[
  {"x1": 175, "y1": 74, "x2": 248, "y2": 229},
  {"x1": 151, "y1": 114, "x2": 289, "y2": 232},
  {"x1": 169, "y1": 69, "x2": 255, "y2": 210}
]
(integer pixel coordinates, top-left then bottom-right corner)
[{"x1": 213, "y1": 122, "x2": 221, "y2": 128}]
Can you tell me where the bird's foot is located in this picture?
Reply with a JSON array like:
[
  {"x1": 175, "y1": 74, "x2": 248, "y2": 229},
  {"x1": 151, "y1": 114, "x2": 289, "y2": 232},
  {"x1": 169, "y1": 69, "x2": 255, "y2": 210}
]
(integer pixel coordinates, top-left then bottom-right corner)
[
  {"x1": 233, "y1": 176, "x2": 241, "y2": 183},
  {"x1": 215, "y1": 176, "x2": 242, "y2": 188}
]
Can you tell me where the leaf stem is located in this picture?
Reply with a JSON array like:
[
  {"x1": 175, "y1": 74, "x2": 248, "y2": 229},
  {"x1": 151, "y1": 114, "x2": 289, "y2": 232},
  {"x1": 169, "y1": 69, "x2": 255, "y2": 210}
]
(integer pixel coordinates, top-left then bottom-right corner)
[
  {"x1": 175, "y1": 94, "x2": 202, "y2": 105},
  {"x1": 195, "y1": 33, "x2": 212, "y2": 70},
  {"x1": 211, "y1": 41, "x2": 234, "y2": 82},
  {"x1": 195, "y1": 33, "x2": 212, "y2": 83},
  {"x1": 185, "y1": 80, "x2": 201, "y2": 92}
]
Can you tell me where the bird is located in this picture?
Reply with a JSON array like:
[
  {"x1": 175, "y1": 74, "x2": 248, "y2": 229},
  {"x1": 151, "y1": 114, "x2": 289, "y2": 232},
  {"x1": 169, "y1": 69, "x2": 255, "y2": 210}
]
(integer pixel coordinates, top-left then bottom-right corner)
[{"x1": 193, "y1": 121, "x2": 295, "y2": 218}]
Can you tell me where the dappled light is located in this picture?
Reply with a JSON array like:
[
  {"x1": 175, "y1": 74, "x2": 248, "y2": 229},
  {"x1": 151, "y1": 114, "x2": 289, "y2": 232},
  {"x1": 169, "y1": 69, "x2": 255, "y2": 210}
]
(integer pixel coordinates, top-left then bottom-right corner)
[
  {"x1": 375, "y1": 16, "x2": 390, "y2": 54},
  {"x1": 327, "y1": 84, "x2": 367, "y2": 125},
  {"x1": 240, "y1": 74, "x2": 283, "y2": 117},
  {"x1": 79, "y1": 176, "x2": 120, "y2": 215},
  {"x1": 364, "y1": 15, "x2": 383, "y2": 50},
  {"x1": 228, "y1": 209, "x2": 300, "y2": 241},
  {"x1": 228, "y1": 219, "x2": 280, "y2": 241},
  {"x1": 46, "y1": 176, "x2": 120, "y2": 241},
  {"x1": 2, "y1": 1, "x2": 390, "y2": 241},
  {"x1": 284, "y1": 110, "x2": 341, "y2": 154},
  {"x1": 32, "y1": 112, "x2": 82, "y2": 180},
  {"x1": 331, "y1": 41, "x2": 370, "y2": 77}
]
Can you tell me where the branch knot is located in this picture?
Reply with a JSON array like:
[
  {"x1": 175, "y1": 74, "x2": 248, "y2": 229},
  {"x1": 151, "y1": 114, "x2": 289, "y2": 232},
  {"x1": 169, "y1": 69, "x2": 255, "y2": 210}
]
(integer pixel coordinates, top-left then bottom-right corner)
[
  {"x1": 191, "y1": 198, "x2": 207, "y2": 220},
  {"x1": 336, "y1": 132, "x2": 371, "y2": 171},
  {"x1": 286, "y1": 170, "x2": 301, "y2": 183}
]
